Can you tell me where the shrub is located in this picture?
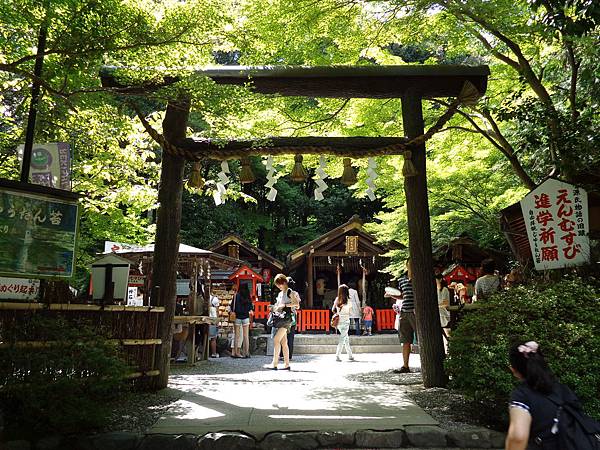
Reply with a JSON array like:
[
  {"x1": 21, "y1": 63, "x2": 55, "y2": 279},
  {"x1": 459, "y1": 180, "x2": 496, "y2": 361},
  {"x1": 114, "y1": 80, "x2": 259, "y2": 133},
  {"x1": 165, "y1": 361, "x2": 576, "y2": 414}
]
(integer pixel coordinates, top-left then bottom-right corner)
[
  {"x1": 446, "y1": 277, "x2": 600, "y2": 426},
  {"x1": 0, "y1": 315, "x2": 130, "y2": 436}
]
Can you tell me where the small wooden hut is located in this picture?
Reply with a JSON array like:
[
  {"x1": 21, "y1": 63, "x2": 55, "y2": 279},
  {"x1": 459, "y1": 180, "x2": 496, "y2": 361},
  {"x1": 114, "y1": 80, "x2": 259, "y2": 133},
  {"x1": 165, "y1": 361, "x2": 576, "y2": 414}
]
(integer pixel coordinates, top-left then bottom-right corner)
[{"x1": 209, "y1": 234, "x2": 284, "y2": 301}]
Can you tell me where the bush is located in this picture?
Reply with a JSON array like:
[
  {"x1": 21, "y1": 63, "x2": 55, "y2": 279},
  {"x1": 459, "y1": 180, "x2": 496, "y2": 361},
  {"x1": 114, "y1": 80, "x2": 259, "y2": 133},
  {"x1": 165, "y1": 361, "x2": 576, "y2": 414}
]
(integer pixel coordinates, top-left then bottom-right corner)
[
  {"x1": 0, "y1": 315, "x2": 130, "y2": 436},
  {"x1": 446, "y1": 277, "x2": 600, "y2": 426}
]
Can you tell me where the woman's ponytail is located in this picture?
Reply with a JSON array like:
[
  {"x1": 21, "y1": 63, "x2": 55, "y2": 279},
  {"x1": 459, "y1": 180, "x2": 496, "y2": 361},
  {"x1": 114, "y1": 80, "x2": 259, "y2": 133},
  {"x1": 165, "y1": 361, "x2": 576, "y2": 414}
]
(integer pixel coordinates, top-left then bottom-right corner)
[
  {"x1": 525, "y1": 352, "x2": 554, "y2": 394},
  {"x1": 509, "y1": 341, "x2": 555, "y2": 394}
]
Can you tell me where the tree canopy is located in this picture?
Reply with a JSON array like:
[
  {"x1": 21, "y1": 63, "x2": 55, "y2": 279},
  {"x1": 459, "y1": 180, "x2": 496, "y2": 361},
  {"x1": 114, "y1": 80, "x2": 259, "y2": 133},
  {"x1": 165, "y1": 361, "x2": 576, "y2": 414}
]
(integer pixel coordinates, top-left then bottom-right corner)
[{"x1": 1, "y1": 0, "x2": 598, "y2": 287}]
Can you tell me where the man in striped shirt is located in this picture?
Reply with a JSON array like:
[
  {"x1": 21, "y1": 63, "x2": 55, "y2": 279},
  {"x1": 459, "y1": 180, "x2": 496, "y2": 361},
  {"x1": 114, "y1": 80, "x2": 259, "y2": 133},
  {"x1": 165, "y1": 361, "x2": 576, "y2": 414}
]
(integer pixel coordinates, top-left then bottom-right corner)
[{"x1": 394, "y1": 259, "x2": 416, "y2": 374}]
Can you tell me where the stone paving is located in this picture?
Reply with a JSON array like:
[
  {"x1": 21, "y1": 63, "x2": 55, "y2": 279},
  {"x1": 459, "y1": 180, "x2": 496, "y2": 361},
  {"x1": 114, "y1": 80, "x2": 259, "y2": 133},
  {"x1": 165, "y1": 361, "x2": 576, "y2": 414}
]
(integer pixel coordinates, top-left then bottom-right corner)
[
  {"x1": 151, "y1": 353, "x2": 436, "y2": 439},
  {"x1": 3, "y1": 352, "x2": 505, "y2": 449}
]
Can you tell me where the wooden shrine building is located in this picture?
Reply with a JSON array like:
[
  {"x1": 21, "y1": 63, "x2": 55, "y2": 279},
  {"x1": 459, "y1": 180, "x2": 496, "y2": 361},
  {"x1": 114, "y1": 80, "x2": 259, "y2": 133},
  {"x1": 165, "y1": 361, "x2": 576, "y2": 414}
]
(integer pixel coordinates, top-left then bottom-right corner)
[
  {"x1": 432, "y1": 235, "x2": 509, "y2": 275},
  {"x1": 287, "y1": 215, "x2": 401, "y2": 308},
  {"x1": 109, "y1": 243, "x2": 243, "y2": 314},
  {"x1": 209, "y1": 233, "x2": 284, "y2": 283}
]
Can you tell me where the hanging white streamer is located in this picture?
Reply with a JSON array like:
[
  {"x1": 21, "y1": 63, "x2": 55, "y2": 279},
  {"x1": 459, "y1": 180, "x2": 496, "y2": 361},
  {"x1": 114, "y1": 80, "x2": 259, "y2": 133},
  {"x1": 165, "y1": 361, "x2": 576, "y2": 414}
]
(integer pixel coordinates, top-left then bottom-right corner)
[
  {"x1": 264, "y1": 155, "x2": 277, "y2": 201},
  {"x1": 213, "y1": 160, "x2": 230, "y2": 205},
  {"x1": 365, "y1": 157, "x2": 378, "y2": 201},
  {"x1": 313, "y1": 156, "x2": 329, "y2": 201}
]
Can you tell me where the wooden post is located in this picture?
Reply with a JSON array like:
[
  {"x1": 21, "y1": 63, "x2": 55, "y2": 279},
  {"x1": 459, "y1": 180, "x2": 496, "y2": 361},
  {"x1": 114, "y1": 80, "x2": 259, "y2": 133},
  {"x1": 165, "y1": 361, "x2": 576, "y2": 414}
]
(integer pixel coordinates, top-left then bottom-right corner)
[
  {"x1": 401, "y1": 91, "x2": 447, "y2": 388},
  {"x1": 361, "y1": 267, "x2": 367, "y2": 308},
  {"x1": 190, "y1": 260, "x2": 197, "y2": 315},
  {"x1": 150, "y1": 98, "x2": 190, "y2": 390},
  {"x1": 307, "y1": 254, "x2": 314, "y2": 307}
]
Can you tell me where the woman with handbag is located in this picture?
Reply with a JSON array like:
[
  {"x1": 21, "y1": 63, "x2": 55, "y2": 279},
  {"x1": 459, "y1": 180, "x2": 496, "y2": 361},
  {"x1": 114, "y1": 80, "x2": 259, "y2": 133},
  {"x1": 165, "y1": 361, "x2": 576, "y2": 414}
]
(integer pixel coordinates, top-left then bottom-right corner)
[
  {"x1": 332, "y1": 284, "x2": 354, "y2": 362},
  {"x1": 268, "y1": 274, "x2": 300, "y2": 370}
]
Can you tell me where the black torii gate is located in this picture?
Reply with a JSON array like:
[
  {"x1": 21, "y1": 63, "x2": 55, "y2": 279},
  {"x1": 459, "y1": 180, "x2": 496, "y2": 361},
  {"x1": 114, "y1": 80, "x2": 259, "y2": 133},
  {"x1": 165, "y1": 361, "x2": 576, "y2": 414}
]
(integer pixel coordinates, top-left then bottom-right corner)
[{"x1": 101, "y1": 65, "x2": 489, "y2": 389}]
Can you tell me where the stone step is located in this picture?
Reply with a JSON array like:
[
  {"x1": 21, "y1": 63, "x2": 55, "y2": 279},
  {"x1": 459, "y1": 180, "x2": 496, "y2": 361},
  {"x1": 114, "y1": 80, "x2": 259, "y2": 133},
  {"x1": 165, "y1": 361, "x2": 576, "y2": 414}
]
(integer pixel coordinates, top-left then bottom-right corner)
[
  {"x1": 294, "y1": 334, "x2": 399, "y2": 345},
  {"x1": 294, "y1": 343, "x2": 402, "y2": 354}
]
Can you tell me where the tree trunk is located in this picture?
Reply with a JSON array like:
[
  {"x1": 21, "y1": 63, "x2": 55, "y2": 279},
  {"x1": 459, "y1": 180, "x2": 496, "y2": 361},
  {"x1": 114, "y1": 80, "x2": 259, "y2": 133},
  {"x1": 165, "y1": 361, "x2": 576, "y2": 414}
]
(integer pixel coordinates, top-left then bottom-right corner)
[
  {"x1": 151, "y1": 98, "x2": 190, "y2": 390},
  {"x1": 401, "y1": 91, "x2": 447, "y2": 388}
]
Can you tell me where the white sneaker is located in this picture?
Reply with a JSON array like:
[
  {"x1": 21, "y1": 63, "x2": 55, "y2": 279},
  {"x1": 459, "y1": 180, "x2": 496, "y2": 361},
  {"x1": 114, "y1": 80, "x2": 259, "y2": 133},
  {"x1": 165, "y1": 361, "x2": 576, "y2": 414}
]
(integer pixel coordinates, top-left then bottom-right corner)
[
  {"x1": 336, "y1": 356, "x2": 342, "y2": 362},
  {"x1": 349, "y1": 356, "x2": 355, "y2": 361}
]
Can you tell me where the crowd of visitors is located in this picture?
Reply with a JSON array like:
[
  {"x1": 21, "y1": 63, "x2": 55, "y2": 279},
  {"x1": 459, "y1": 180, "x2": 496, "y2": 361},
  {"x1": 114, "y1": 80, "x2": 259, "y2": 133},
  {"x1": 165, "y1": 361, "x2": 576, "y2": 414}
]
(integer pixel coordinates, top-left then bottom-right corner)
[{"x1": 207, "y1": 257, "x2": 509, "y2": 371}]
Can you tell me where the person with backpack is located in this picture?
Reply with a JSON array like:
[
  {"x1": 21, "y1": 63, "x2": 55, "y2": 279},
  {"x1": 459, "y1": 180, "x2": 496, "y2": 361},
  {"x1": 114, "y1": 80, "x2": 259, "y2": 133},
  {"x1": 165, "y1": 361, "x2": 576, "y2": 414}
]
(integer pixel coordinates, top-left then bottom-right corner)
[{"x1": 506, "y1": 340, "x2": 600, "y2": 449}]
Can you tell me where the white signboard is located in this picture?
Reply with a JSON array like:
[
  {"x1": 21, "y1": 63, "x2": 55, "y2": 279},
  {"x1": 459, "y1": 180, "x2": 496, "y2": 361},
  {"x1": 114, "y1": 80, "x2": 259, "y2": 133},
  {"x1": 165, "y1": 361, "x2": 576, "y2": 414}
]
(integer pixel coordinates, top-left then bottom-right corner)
[
  {"x1": 127, "y1": 287, "x2": 143, "y2": 306},
  {"x1": 18, "y1": 143, "x2": 71, "y2": 190},
  {"x1": 520, "y1": 178, "x2": 590, "y2": 270},
  {"x1": 0, "y1": 277, "x2": 40, "y2": 300},
  {"x1": 176, "y1": 279, "x2": 190, "y2": 296}
]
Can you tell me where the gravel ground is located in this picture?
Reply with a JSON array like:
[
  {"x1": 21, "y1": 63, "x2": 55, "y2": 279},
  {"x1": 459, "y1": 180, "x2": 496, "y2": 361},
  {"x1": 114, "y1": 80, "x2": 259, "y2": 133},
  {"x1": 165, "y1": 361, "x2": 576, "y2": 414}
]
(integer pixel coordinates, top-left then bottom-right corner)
[
  {"x1": 405, "y1": 385, "x2": 505, "y2": 432},
  {"x1": 346, "y1": 365, "x2": 505, "y2": 433},
  {"x1": 103, "y1": 387, "x2": 182, "y2": 433}
]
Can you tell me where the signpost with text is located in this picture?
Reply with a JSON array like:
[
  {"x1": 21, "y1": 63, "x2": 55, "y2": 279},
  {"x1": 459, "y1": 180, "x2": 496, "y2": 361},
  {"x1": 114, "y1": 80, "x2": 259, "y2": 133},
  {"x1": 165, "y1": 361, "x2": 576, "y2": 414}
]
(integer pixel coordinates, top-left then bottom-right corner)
[
  {"x1": 520, "y1": 178, "x2": 590, "y2": 270},
  {"x1": 0, "y1": 185, "x2": 79, "y2": 278}
]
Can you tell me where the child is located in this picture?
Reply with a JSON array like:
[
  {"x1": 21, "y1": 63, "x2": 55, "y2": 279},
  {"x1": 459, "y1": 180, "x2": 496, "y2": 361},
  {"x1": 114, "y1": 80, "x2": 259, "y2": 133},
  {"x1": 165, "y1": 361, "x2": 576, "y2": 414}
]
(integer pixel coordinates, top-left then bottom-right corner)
[
  {"x1": 209, "y1": 296, "x2": 220, "y2": 358},
  {"x1": 362, "y1": 304, "x2": 374, "y2": 336}
]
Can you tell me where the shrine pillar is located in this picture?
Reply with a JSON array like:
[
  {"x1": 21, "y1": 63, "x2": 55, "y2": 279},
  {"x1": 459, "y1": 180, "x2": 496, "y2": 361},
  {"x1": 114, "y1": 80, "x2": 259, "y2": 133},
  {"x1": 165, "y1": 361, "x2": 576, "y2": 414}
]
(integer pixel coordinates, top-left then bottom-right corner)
[{"x1": 401, "y1": 90, "x2": 447, "y2": 388}]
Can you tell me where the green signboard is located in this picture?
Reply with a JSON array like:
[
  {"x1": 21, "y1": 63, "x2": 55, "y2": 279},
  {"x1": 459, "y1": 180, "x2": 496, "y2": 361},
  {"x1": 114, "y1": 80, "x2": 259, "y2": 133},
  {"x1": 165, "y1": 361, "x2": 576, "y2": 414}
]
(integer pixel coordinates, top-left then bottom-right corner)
[{"x1": 0, "y1": 186, "x2": 79, "y2": 278}]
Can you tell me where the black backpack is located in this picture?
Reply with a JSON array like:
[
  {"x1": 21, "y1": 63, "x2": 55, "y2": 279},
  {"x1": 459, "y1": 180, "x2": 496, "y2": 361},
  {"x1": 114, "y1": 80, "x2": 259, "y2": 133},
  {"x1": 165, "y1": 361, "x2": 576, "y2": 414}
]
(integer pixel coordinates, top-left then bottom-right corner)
[{"x1": 535, "y1": 385, "x2": 600, "y2": 449}]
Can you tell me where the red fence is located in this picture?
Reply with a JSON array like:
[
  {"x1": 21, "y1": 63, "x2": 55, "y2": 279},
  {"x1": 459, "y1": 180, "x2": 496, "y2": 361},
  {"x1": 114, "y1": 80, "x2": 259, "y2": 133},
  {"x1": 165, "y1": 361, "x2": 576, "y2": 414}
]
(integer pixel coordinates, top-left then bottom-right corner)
[
  {"x1": 297, "y1": 309, "x2": 331, "y2": 333},
  {"x1": 375, "y1": 309, "x2": 396, "y2": 332},
  {"x1": 253, "y1": 301, "x2": 270, "y2": 320}
]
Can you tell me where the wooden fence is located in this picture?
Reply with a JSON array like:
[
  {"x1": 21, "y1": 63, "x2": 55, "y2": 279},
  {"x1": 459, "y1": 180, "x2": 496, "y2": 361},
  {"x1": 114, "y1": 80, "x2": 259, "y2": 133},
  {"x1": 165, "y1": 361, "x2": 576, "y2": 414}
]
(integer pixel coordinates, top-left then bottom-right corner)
[
  {"x1": 253, "y1": 301, "x2": 271, "y2": 320},
  {"x1": 375, "y1": 308, "x2": 396, "y2": 331},
  {"x1": 0, "y1": 302, "x2": 164, "y2": 383},
  {"x1": 297, "y1": 309, "x2": 331, "y2": 333}
]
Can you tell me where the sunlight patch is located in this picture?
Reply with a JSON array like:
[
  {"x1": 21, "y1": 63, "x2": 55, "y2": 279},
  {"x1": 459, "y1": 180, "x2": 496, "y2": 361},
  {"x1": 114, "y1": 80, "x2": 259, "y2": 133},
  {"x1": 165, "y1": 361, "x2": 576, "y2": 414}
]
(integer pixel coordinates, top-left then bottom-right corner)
[{"x1": 167, "y1": 399, "x2": 225, "y2": 420}]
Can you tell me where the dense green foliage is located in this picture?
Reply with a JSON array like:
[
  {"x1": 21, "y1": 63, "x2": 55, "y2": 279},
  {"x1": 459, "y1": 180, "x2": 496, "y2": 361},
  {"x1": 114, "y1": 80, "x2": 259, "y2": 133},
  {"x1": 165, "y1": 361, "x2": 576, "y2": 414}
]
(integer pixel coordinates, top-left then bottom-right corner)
[
  {"x1": 0, "y1": 315, "x2": 129, "y2": 435},
  {"x1": 0, "y1": 0, "x2": 598, "y2": 284},
  {"x1": 446, "y1": 278, "x2": 600, "y2": 425},
  {"x1": 181, "y1": 157, "x2": 383, "y2": 259}
]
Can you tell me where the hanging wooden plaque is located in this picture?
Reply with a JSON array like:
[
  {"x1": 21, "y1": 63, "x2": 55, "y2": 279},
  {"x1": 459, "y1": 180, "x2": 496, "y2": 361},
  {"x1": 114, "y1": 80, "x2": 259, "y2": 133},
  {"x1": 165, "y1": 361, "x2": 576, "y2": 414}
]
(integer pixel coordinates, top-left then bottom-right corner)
[{"x1": 345, "y1": 236, "x2": 359, "y2": 255}]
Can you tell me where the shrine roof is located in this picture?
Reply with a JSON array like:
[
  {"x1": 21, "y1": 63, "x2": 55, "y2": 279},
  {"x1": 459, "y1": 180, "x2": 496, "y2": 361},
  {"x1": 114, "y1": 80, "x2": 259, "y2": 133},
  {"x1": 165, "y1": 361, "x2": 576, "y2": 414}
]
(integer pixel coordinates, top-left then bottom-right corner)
[{"x1": 209, "y1": 233, "x2": 285, "y2": 270}]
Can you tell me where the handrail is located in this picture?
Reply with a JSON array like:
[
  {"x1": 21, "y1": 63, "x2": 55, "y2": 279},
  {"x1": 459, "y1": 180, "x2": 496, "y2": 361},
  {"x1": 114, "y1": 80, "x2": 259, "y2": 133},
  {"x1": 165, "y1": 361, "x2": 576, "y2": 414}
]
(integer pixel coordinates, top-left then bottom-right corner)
[{"x1": 0, "y1": 302, "x2": 165, "y2": 312}]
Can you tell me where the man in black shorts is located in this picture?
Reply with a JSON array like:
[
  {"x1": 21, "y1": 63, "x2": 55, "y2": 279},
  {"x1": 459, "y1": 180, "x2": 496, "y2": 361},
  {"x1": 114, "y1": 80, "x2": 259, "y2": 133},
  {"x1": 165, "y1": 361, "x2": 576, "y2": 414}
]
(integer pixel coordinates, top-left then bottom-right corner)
[{"x1": 395, "y1": 260, "x2": 416, "y2": 374}]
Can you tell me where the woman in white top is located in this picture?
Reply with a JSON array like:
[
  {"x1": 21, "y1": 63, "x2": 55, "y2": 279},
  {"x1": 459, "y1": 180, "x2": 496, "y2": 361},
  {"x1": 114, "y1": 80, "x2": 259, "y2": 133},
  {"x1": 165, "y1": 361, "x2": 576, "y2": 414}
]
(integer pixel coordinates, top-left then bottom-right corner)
[
  {"x1": 269, "y1": 274, "x2": 300, "y2": 370},
  {"x1": 332, "y1": 284, "x2": 354, "y2": 362},
  {"x1": 436, "y1": 276, "x2": 451, "y2": 341}
]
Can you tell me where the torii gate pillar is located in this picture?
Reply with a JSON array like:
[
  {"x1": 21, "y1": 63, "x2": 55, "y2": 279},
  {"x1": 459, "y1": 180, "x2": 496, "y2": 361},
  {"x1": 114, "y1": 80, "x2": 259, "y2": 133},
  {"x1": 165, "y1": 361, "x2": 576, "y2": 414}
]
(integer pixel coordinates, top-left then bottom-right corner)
[{"x1": 401, "y1": 91, "x2": 447, "y2": 388}]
